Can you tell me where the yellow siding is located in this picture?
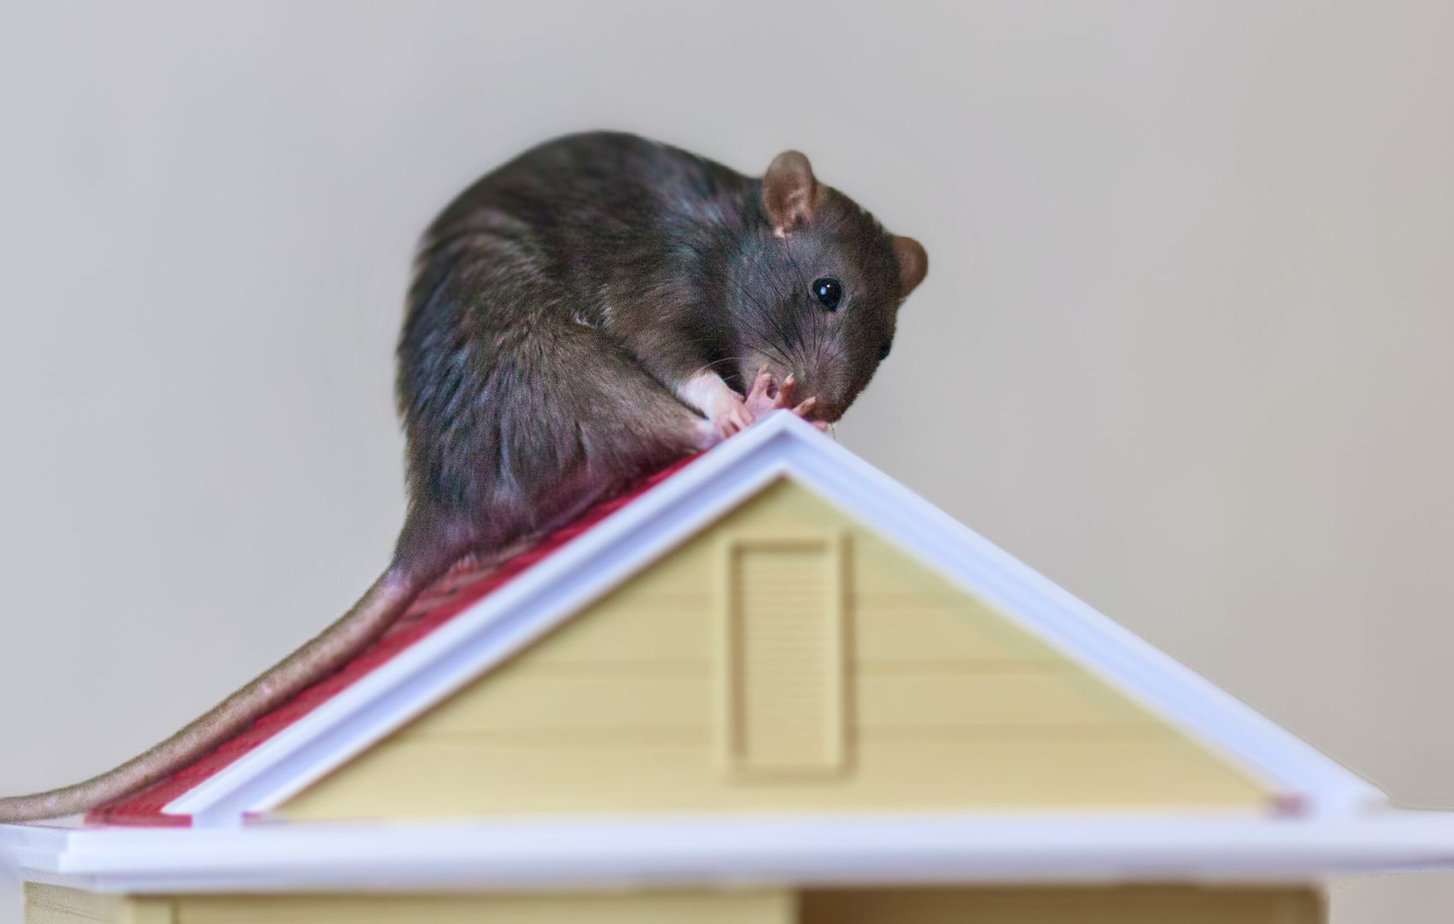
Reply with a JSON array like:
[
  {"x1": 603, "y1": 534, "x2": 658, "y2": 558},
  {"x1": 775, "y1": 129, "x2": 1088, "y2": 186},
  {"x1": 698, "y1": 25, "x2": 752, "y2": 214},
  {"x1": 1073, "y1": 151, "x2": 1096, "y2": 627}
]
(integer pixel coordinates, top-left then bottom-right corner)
[
  {"x1": 23, "y1": 888, "x2": 792, "y2": 924},
  {"x1": 24, "y1": 885, "x2": 125, "y2": 924},
  {"x1": 281, "y1": 478, "x2": 1268, "y2": 820},
  {"x1": 800, "y1": 886, "x2": 1323, "y2": 923},
  {"x1": 25, "y1": 884, "x2": 1324, "y2": 924},
  {"x1": 23, "y1": 885, "x2": 171, "y2": 924},
  {"x1": 172, "y1": 891, "x2": 789, "y2": 924}
]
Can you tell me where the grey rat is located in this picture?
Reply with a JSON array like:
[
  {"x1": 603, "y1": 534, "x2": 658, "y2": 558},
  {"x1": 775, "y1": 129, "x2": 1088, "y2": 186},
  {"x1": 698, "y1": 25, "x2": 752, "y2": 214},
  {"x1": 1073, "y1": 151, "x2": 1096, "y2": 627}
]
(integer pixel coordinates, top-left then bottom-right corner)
[{"x1": 0, "y1": 131, "x2": 927, "y2": 822}]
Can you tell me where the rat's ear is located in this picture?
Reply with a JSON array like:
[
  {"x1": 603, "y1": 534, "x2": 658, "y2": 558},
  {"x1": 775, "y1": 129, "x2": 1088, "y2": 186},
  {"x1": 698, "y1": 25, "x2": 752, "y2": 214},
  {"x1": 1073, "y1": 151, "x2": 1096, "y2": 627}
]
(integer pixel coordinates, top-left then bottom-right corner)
[
  {"x1": 763, "y1": 150, "x2": 820, "y2": 235},
  {"x1": 892, "y1": 235, "x2": 928, "y2": 298}
]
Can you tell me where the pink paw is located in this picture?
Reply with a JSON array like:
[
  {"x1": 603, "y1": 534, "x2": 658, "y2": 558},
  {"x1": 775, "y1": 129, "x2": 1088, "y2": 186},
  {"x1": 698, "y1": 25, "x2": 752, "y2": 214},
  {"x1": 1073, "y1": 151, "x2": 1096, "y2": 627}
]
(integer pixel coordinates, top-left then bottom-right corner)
[
  {"x1": 710, "y1": 398, "x2": 753, "y2": 440},
  {"x1": 743, "y1": 367, "x2": 828, "y2": 431}
]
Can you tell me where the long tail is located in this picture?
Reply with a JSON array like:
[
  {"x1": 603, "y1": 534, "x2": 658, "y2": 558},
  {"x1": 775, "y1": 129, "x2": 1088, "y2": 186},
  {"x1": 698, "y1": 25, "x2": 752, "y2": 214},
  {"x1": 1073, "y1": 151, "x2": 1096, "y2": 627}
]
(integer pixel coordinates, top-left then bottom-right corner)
[{"x1": 0, "y1": 563, "x2": 432, "y2": 823}]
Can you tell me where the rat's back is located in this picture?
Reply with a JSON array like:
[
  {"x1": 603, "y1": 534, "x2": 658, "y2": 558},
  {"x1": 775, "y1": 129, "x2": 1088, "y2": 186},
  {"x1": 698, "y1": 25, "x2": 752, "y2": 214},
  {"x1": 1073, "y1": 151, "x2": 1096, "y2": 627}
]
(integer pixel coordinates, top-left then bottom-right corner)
[
  {"x1": 420, "y1": 133, "x2": 749, "y2": 290},
  {"x1": 394, "y1": 132, "x2": 730, "y2": 543}
]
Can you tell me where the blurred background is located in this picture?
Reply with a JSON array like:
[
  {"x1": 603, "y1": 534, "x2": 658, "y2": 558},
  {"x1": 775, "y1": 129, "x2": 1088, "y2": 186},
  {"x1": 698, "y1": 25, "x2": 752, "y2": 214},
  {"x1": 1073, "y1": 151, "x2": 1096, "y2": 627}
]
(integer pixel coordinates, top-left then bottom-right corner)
[{"x1": 1, "y1": 2, "x2": 1450, "y2": 920}]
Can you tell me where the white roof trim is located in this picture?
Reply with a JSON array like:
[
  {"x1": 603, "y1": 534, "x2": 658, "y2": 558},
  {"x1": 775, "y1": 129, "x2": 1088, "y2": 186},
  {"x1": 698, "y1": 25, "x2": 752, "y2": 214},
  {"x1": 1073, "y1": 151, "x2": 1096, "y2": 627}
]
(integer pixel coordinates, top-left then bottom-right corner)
[
  {"x1": 160, "y1": 411, "x2": 1379, "y2": 825},
  {"x1": 8, "y1": 812, "x2": 1454, "y2": 893}
]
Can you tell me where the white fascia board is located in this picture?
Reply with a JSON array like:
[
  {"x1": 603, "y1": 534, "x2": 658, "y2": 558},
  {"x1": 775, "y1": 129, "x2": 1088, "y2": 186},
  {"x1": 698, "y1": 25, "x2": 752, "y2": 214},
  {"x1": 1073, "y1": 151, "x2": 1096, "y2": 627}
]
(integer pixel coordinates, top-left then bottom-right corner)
[
  {"x1": 167, "y1": 412, "x2": 1379, "y2": 824},
  {"x1": 8, "y1": 812, "x2": 1454, "y2": 894}
]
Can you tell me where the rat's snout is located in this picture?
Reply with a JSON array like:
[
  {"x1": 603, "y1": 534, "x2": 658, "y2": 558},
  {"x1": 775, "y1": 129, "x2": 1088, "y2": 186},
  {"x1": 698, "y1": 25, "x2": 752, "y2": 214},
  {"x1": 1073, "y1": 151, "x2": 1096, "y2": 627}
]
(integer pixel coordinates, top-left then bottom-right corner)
[
  {"x1": 808, "y1": 399, "x2": 843, "y2": 423},
  {"x1": 787, "y1": 375, "x2": 844, "y2": 423},
  {"x1": 784, "y1": 370, "x2": 846, "y2": 423}
]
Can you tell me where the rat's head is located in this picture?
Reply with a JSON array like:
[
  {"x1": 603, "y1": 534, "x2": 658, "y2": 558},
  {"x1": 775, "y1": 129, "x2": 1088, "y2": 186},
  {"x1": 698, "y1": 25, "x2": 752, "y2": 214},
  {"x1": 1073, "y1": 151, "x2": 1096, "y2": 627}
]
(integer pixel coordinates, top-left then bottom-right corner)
[{"x1": 726, "y1": 150, "x2": 927, "y2": 423}]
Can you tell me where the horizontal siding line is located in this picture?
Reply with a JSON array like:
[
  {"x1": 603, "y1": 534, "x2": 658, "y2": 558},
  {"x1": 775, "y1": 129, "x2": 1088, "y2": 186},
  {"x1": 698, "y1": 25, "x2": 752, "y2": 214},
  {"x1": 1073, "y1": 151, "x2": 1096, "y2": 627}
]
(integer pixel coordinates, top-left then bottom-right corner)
[
  {"x1": 864, "y1": 723, "x2": 1182, "y2": 740},
  {"x1": 394, "y1": 728, "x2": 709, "y2": 745},
  {"x1": 601, "y1": 596, "x2": 988, "y2": 611},
  {"x1": 850, "y1": 592, "x2": 982, "y2": 603},
  {"x1": 496, "y1": 660, "x2": 711, "y2": 673},
  {"x1": 391, "y1": 723, "x2": 1173, "y2": 747},
  {"x1": 510, "y1": 659, "x2": 1070, "y2": 672},
  {"x1": 572, "y1": 592, "x2": 980, "y2": 605},
  {"x1": 853, "y1": 659, "x2": 1066, "y2": 673},
  {"x1": 23, "y1": 909, "x2": 115, "y2": 923},
  {"x1": 21, "y1": 901, "x2": 116, "y2": 923},
  {"x1": 586, "y1": 595, "x2": 712, "y2": 606}
]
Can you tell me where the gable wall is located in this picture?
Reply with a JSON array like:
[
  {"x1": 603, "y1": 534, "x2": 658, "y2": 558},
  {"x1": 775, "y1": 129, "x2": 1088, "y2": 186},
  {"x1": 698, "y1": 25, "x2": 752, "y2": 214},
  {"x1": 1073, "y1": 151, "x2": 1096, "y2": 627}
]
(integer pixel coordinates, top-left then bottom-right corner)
[{"x1": 280, "y1": 479, "x2": 1267, "y2": 820}]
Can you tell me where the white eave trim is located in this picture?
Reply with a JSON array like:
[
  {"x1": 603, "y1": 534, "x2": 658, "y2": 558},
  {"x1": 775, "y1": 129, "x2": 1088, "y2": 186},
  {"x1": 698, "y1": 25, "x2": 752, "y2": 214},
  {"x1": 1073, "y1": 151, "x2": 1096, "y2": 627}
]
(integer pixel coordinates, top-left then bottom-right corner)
[
  {"x1": 159, "y1": 412, "x2": 1380, "y2": 824},
  {"x1": 8, "y1": 812, "x2": 1454, "y2": 894}
]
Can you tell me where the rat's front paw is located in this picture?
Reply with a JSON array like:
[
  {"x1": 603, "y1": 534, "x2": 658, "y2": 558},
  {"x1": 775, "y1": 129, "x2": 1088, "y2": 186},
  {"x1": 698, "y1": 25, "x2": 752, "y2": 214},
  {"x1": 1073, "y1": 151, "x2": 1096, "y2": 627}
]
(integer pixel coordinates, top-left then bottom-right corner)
[
  {"x1": 743, "y1": 368, "x2": 827, "y2": 430},
  {"x1": 709, "y1": 395, "x2": 753, "y2": 440},
  {"x1": 693, "y1": 393, "x2": 753, "y2": 451}
]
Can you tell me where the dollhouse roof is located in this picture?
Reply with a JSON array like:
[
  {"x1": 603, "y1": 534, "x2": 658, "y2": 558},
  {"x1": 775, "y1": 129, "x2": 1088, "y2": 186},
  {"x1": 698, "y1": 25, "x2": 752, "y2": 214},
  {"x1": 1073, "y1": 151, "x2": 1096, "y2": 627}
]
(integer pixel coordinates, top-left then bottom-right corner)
[
  {"x1": 75, "y1": 412, "x2": 1381, "y2": 827},
  {"x1": 9, "y1": 411, "x2": 1454, "y2": 893}
]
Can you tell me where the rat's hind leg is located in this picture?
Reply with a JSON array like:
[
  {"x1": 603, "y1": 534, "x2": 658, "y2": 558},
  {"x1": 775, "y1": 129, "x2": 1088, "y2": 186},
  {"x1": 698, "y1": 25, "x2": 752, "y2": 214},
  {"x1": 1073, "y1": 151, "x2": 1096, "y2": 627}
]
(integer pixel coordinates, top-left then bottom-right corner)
[
  {"x1": 551, "y1": 328, "x2": 723, "y2": 462},
  {"x1": 479, "y1": 322, "x2": 722, "y2": 538}
]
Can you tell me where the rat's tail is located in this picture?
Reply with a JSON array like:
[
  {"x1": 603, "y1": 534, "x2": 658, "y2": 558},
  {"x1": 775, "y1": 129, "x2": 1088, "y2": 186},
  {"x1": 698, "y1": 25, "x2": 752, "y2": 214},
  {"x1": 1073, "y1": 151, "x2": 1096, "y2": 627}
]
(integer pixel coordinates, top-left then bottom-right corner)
[{"x1": 0, "y1": 558, "x2": 444, "y2": 823}]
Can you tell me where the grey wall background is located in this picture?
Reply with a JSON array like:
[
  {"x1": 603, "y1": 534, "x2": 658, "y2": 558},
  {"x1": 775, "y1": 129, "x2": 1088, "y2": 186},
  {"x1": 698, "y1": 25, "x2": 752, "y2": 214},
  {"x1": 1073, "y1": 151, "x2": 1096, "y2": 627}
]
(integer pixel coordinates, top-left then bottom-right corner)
[{"x1": 1, "y1": 2, "x2": 1451, "y2": 920}]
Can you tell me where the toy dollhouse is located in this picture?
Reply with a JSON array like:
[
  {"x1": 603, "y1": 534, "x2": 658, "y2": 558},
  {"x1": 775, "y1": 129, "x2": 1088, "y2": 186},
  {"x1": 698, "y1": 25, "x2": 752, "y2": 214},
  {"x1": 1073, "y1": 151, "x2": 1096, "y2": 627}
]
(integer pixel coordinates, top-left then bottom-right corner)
[{"x1": 6, "y1": 411, "x2": 1454, "y2": 923}]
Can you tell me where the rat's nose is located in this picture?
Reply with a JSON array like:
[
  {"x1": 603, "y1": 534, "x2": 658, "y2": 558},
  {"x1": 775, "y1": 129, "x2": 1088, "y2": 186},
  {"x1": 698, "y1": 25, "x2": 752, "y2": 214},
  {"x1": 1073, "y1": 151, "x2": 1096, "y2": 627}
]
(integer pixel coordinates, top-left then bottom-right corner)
[{"x1": 808, "y1": 399, "x2": 842, "y2": 423}]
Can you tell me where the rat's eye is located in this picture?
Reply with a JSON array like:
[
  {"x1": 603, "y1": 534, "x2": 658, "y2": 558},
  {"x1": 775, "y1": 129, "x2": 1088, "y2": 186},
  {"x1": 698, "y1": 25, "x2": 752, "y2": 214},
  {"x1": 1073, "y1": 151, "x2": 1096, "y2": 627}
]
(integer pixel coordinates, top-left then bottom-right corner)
[
  {"x1": 878, "y1": 337, "x2": 893, "y2": 361},
  {"x1": 811, "y1": 277, "x2": 842, "y2": 311}
]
